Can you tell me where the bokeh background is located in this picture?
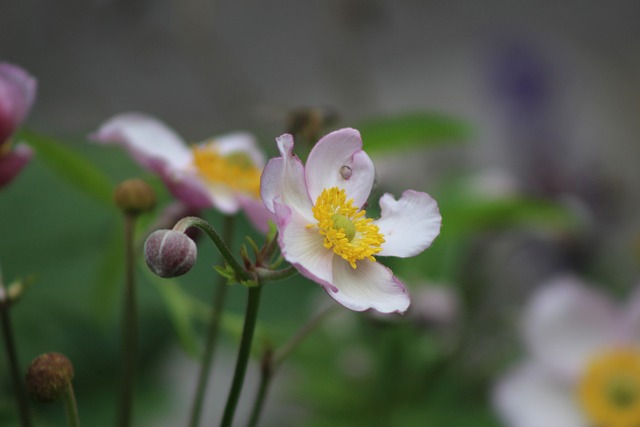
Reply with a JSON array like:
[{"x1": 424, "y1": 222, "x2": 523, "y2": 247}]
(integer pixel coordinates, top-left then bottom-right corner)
[{"x1": 2, "y1": 1, "x2": 640, "y2": 426}]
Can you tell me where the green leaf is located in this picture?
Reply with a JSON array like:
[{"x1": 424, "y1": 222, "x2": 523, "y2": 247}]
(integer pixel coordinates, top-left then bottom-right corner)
[
  {"x1": 356, "y1": 112, "x2": 472, "y2": 153},
  {"x1": 18, "y1": 130, "x2": 114, "y2": 206}
]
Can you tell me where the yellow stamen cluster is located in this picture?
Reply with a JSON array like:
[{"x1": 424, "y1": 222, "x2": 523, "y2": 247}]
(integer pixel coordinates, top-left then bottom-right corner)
[
  {"x1": 579, "y1": 348, "x2": 640, "y2": 427},
  {"x1": 310, "y1": 187, "x2": 384, "y2": 268},
  {"x1": 192, "y1": 144, "x2": 261, "y2": 197}
]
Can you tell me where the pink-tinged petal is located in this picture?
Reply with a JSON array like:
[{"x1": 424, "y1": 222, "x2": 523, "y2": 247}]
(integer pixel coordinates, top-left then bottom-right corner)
[
  {"x1": 329, "y1": 259, "x2": 410, "y2": 313},
  {"x1": 523, "y1": 275, "x2": 618, "y2": 379},
  {"x1": 207, "y1": 132, "x2": 266, "y2": 167},
  {"x1": 238, "y1": 194, "x2": 274, "y2": 234},
  {"x1": 374, "y1": 190, "x2": 441, "y2": 258},
  {"x1": 0, "y1": 143, "x2": 33, "y2": 188},
  {"x1": 620, "y1": 285, "x2": 640, "y2": 344},
  {"x1": 305, "y1": 128, "x2": 375, "y2": 208},
  {"x1": 260, "y1": 134, "x2": 313, "y2": 219},
  {"x1": 0, "y1": 63, "x2": 37, "y2": 144},
  {"x1": 155, "y1": 168, "x2": 214, "y2": 210},
  {"x1": 89, "y1": 112, "x2": 192, "y2": 174},
  {"x1": 493, "y1": 362, "x2": 586, "y2": 427},
  {"x1": 274, "y1": 200, "x2": 334, "y2": 287}
]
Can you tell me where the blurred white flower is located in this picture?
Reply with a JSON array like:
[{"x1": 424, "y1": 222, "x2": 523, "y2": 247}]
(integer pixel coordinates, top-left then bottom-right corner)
[{"x1": 493, "y1": 275, "x2": 640, "y2": 427}]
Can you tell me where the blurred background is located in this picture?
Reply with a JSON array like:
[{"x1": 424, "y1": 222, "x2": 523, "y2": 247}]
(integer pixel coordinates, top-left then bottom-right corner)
[{"x1": 2, "y1": 1, "x2": 640, "y2": 426}]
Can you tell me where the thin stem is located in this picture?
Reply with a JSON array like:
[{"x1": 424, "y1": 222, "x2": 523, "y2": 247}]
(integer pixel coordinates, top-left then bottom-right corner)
[
  {"x1": 246, "y1": 305, "x2": 336, "y2": 427},
  {"x1": 0, "y1": 286, "x2": 31, "y2": 427},
  {"x1": 219, "y1": 283, "x2": 263, "y2": 427},
  {"x1": 63, "y1": 382, "x2": 81, "y2": 427},
  {"x1": 173, "y1": 217, "x2": 251, "y2": 282},
  {"x1": 118, "y1": 214, "x2": 137, "y2": 427},
  {"x1": 187, "y1": 216, "x2": 234, "y2": 427},
  {"x1": 255, "y1": 265, "x2": 298, "y2": 283},
  {"x1": 246, "y1": 348, "x2": 273, "y2": 427},
  {"x1": 274, "y1": 305, "x2": 336, "y2": 367}
]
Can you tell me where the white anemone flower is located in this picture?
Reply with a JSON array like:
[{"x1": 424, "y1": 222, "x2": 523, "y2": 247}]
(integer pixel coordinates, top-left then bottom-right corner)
[
  {"x1": 260, "y1": 128, "x2": 441, "y2": 313},
  {"x1": 494, "y1": 275, "x2": 640, "y2": 427},
  {"x1": 90, "y1": 113, "x2": 271, "y2": 233}
]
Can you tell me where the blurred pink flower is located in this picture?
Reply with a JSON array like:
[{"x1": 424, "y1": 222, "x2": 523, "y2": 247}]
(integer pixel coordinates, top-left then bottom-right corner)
[
  {"x1": 494, "y1": 275, "x2": 640, "y2": 427},
  {"x1": 260, "y1": 128, "x2": 441, "y2": 313},
  {"x1": 90, "y1": 113, "x2": 272, "y2": 233},
  {"x1": 0, "y1": 62, "x2": 37, "y2": 188}
]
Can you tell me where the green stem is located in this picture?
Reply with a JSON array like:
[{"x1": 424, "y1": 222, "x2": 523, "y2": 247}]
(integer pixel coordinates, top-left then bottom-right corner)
[
  {"x1": 118, "y1": 214, "x2": 137, "y2": 427},
  {"x1": 255, "y1": 266, "x2": 298, "y2": 283},
  {"x1": 0, "y1": 287, "x2": 31, "y2": 427},
  {"x1": 246, "y1": 348, "x2": 273, "y2": 427},
  {"x1": 187, "y1": 216, "x2": 234, "y2": 427},
  {"x1": 63, "y1": 382, "x2": 81, "y2": 427},
  {"x1": 246, "y1": 306, "x2": 335, "y2": 427},
  {"x1": 219, "y1": 283, "x2": 263, "y2": 427},
  {"x1": 173, "y1": 217, "x2": 251, "y2": 282}
]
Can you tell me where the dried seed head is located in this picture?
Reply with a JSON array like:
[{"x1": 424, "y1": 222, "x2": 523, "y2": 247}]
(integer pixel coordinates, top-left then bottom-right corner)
[
  {"x1": 113, "y1": 178, "x2": 156, "y2": 215},
  {"x1": 25, "y1": 353, "x2": 74, "y2": 402}
]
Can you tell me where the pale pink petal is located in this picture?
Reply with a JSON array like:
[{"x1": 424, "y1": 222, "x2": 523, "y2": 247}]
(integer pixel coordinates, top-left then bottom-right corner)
[
  {"x1": 0, "y1": 63, "x2": 36, "y2": 144},
  {"x1": 0, "y1": 143, "x2": 33, "y2": 188},
  {"x1": 238, "y1": 194, "x2": 273, "y2": 234},
  {"x1": 524, "y1": 275, "x2": 618, "y2": 380},
  {"x1": 620, "y1": 285, "x2": 640, "y2": 344},
  {"x1": 493, "y1": 362, "x2": 586, "y2": 427},
  {"x1": 274, "y1": 200, "x2": 334, "y2": 287},
  {"x1": 207, "y1": 131, "x2": 265, "y2": 167},
  {"x1": 374, "y1": 190, "x2": 441, "y2": 258},
  {"x1": 329, "y1": 259, "x2": 410, "y2": 313},
  {"x1": 260, "y1": 134, "x2": 313, "y2": 220},
  {"x1": 89, "y1": 112, "x2": 192, "y2": 173},
  {"x1": 305, "y1": 128, "x2": 375, "y2": 208}
]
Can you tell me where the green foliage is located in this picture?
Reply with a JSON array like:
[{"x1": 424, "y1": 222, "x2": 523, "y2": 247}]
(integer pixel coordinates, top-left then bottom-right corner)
[
  {"x1": 17, "y1": 130, "x2": 114, "y2": 206},
  {"x1": 356, "y1": 111, "x2": 472, "y2": 153}
]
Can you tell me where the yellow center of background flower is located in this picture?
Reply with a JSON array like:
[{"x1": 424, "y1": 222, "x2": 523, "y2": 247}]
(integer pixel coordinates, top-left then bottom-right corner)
[
  {"x1": 192, "y1": 145, "x2": 261, "y2": 197},
  {"x1": 579, "y1": 348, "x2": 640, "y2": 427},
  {"x1": 310, "y1": 187, "x2": 384, "y2": 268}
]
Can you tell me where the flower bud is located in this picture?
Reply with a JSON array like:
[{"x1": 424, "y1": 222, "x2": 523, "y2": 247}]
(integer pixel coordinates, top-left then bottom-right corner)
[
  {"x1": 25, "y1": 353, "x2": 74, "y2": 402},
  {"x1": 113, "y1": 178, "x2": 156, "y2": 215},
  {"x1": 144, "y1": 229, "x2": 197, "y2": 278}
]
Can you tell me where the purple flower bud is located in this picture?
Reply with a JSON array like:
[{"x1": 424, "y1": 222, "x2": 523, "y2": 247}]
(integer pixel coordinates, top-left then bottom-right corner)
[
  {"x1": 25, "y1": 353, "x2": 74, "y2": 402},
  {"x1": 144, "y1": 229, "x2": 197, "y2": 278}
]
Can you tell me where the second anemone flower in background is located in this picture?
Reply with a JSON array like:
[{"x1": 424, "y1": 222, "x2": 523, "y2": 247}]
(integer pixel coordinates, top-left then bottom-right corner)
[
  {"x1": 0, "y1": 62, "x2": 37, "y2": 188},
  {"x1": 494, "y1": 275, "x2": 640, "y2": 427},
  {"x1": 261, "y1": 128, "x2": 441, "y2": 313},
  {"x1": 90, "y1": 113, "x2": 271, "y2": 233}
]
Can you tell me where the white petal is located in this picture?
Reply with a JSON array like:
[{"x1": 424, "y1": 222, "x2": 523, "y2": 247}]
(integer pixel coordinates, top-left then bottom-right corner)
[
  {"x1": 305, "y1": 128, "x2": 375, "y2": 208},
  {"x1": 374, "y1": 190, "x2": 441, "y2": 258},
  {"x1": 329, "y1": 259, "x2": 410, "y2": 313},
  {"x1": 260, "y1": 134, "x2": 313, "y2": 219},
  {"x1": 524, "y1": 275, "x2": 618, "y2": 379},
  {"x1": 493, "y1": 362, "x2": 586, "y2": 427},
  {"x1": 274, "y1": 200, "x2": 334, "y2": 287},
  {"x1": 204, "y1": 131, "x2": 265, "y2": 167},
  {"x1": 89, "y1": 112, "x2": 192, "y2": 172},
  {"x1": 619, "y1": 285, "x2": 640, "y2": 344}
]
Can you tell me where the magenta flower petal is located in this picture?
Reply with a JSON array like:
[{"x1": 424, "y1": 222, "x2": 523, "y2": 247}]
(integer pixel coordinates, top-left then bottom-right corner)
[
  {"x1": 0, "y1": 63, "x2": 37, "y2": 144},
  {"x1": 374, "y1": 190, "x2": 441, "y2": 258},
  {"x1": 305, "y1": 128, "x2": 374, "y2": 208},
  {"x1": 0, "y1": 143, "x2": 33, "y2": 188},
  {"x1": 329, "y1": 258, "x2": 410, "y2": 313}
]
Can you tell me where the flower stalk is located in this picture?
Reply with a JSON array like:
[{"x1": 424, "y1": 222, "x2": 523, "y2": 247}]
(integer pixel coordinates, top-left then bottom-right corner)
[
  {"x1": 63, "y1": 382, "x2": 81, "y2": 427},
  {"x1": 187, "y1": 215, "x2": 235, "y2": 427},
  {"x1": 0, "y1": 280, "x2": 31, "y2": 427},
  {"x1": 219, "y1": 281, "x2": 263, "y2": 427}
]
